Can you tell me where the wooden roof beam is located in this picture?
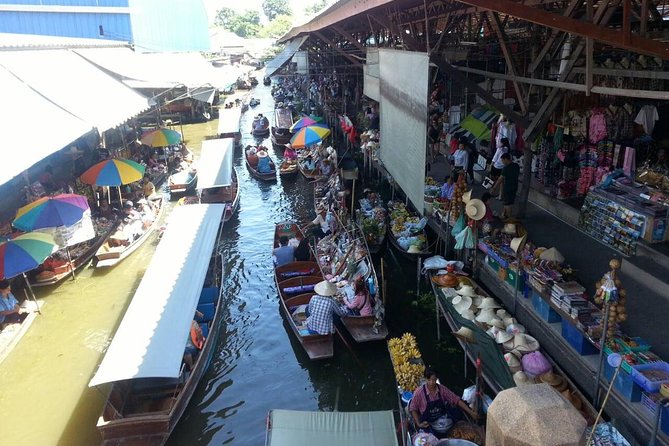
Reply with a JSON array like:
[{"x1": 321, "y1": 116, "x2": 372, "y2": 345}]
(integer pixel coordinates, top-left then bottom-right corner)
[
  {"x1": 331, "y1": 24, "x2": 368, "y2": 52},
  {"x1": 313, "y1": 31, "x2": 364, "y2": 66}
]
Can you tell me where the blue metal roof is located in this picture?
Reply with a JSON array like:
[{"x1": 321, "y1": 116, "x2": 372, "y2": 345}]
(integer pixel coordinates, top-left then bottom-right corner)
[{"x1": 0, "y1": 11, "x2": 132, "y2": 41}]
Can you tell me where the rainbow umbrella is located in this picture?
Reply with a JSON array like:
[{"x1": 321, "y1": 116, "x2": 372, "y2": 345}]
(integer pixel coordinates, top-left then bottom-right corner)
[
  {"x1": 80, "y1": 158, "x2": 146, "y2": 186},
  {"x1": 289, "y1": 116, "x2": 318, "y2": 132},
  {"x1": 140, "y1": 128, "x2": 182, "y2": 147},
  {"x1": 13, "y1": 194, "x2": 90, "y2": 232},
  {"x1": 0, "y1": 232, "x2": 58, "y2": 312},
  {"x1": 290, "y1": 124, "x2": 332, "y2": 149}
]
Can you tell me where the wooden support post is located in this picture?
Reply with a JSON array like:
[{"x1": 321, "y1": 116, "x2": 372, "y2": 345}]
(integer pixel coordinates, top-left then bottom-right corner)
[
  {"x1": 623, "y1": 0, "x2": 632, "y2": 45},
  {"x1": 641, "y1": 0, "x2": 649, "y2": 36}
]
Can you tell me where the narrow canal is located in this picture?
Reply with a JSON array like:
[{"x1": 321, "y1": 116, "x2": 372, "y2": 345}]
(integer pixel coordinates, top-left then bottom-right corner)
[{"x1": 0, "y1": 78, "x2": 468, "y2": 446}]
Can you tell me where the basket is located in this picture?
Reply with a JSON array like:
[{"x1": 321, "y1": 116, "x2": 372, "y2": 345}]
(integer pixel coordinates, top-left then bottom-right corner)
[
  {"x1": 631, "y1": 362, "x2": 669, "y2": 393},
  {"x1": 615, "y1": 336, "x2": 651, "y2": 353}
]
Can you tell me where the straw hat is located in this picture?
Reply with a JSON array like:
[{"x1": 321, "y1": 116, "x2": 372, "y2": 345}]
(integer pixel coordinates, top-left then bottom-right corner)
[
  {"x1": 496, "y1": 309, "x2": 510, "y2": 319},
  {"x1": 314, "y1": 280, "x2": 337, "y2": 297},
  {"x1": 486, "y1": 326, "x2": 500, "y2": 339},
  {"x1": 540, "y1": 247, "x2": 565, "y2": 263},
  {"x1": 495, "y1": 329, "x2": 514, "y2": 344},
  {"x1": 465, "y1": 199, "x2": 486, "y2": 221},
  {"x1": 539, "y1": 371, "x2": 568, "y2": 392},
  {"x1": 506, "y1": 323, "x2": 526, "y2": 335},
  {"x1": 475, "y1": 308, "x2": 497, "y2": 324},
  {"x1": 510, "y1": 234, "x2": 527, "y2": 254},
  {"x1": 461, "y1": 309, "x2": 476, "y2": 321},
  {"x1": 561, "y1": 389, "x2": 583, "y2": 410},
  {"x1": 489, "y1": 317, "x2": 505, "y2": 329},
  {"x1": 456, "y1": 285, "x2": 478, "y2": 297},
  {"x1": 471, "y1": 296, "x2": 483, "y2": 308},
  {"x1": 505, "y1": 352, "x2": 522, "y2": 372},
  {"x1": 452, "y1": 294, "x2": 473, "y2": 308},
  {"x1": 257, "y1": 150, "x2": 268, "y2": 158},
  {"x1": 503, "y1": 317, "x2": 517, "y2": 327},
  {"x1": 462, "y1": 190, "x2": 472, "y2": 203},
  {"x1": 513, "y1": 371, "x2": 533, "y2": 386},
  {"x1": 478, "y1": 297, "x2": 501, "y2": 309},
  {"x1": 512, "y1": 333, "x2": 540, "y2": 353},
  {"x1": 407, "y1": 245, "x2": 422, "y2": 254},
  {"x1": 453, "y1": 326, "x2": 477, "y2": 343}
]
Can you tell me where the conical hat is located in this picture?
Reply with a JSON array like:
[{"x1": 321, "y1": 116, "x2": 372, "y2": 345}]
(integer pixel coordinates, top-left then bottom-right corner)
[
  {"x1": 505, "y1": 352, "x2": 522, "y2": 372},
  {"x1": 314, "y1": 280, "x2": 337, "y2": 296},
  {"x1": 453, "y1": 326, "x2": 477, "y2": 343},
  {"x1": 495, "y1": 329, "x2": 514, "y2": 344},
  {"x1": 513, "y1": 333, "x2": 540, "y2": 353},
  {"x1": 513, "y1": 371, "x2": 532, "y2": 386},
  {"x1": 475, "y1": 308, "x2": 497, "y2": 324},
  {"x1": 540, "y1": 247, "x2": 565, "y2": 263},
  {"x1": 478, "y1": 297, "x2": 501, "y2": 309},
  {"x1": 461, "y1": 309, "x2": 476, "y2": 321},
  {"x1": 456, "y1": 285, "x2": 478, "y2": 297}
]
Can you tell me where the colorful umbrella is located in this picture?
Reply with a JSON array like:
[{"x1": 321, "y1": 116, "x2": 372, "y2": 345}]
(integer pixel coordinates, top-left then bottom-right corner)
[
  {"x1": 80, "y1": 158, "x2": 146, "y2": 186},
  {"x1": 290, "y1": 124, "x2": 332, "y2": 149},
  {"x1": 289, "y1": 116, "x2": 318, "y2": 132},
  {"x1": 13, "y1": 194, "x2": 90, "y2": 232},
  {"x1": 140, "y1": 128, "x2": 182, "y2": 147},
  {"x1": 0, "y1": 232, "x2": 57, "y2": 280}
]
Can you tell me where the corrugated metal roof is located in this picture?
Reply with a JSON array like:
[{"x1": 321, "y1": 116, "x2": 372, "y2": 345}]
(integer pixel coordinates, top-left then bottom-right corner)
[
  {"x1": 0, "y1": 32, "x2": 130, "y2": 50},
  {"x1": 265, "y1": 36, "x2": 309, "y2": 78}
]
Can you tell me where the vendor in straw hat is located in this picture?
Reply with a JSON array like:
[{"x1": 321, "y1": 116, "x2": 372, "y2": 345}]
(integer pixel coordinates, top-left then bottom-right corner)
[
  {"x1": 409, "y1": 367, "x2": 479, "y2": 438},
  {"x1": 283, "y1": 143, "x2": 297, "y2": 162},
  {"x1": 305, "y1": 281, "x2": 339, "y2": 335}
]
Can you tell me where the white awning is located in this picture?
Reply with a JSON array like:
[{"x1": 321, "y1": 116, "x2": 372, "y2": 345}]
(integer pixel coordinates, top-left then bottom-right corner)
[
  {"x1": 190, "y1": 86, "x2": 216, "y2": 104},
  {"x1": 0, "y1": 65, "x2": 92, "y2": 185},
  {"x1": 0, "y1": 49, "x2": 149, "y2": 132},
  {"x1": 267, "y1": 410, "x2": 399, "y2": 446},
  {"x1": 217, "y1": 107, "x2": 242, "y2": 135},
  {"x1": 75, "y1": 48, "x2": 234, "y2": 91},
  {"x1": 197, "y1": 138, "x2": 233, "y2": 189},
  {"x1": 89, "y1": 204, "x2": 225, "y2": 387},
  {"x1": 264, "y1": 36, "x2": 309, "y2": 78}
]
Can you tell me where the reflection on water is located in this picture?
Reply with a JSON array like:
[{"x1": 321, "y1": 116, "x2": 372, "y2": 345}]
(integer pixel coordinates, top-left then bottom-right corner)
[{"x1": 0, "y1": 78, "x2": 467, "y2": 446}]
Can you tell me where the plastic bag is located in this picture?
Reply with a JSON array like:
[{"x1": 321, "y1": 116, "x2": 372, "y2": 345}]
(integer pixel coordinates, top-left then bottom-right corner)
[
  {"x1": 454, "y1": 226, "x2": 475, "y2": 250},
  {"x1": 521, "y1": 351, "x2": 552, "y2": 377},
  {"x1": 421, "y1": 256, "x2": 465, "y2": 275},
  {"x1": 451, "y1": 213, "x2": 465, "y2": 237}
]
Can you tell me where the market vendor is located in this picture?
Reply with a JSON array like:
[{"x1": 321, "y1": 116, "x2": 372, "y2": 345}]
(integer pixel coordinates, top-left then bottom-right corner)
[
  {"x1": 409, "y1": 367, "x2": 478, "y2": 437},
  {"x1": 283, "y1": 144, "x2": 297, "y2": 161},
  {"x1": 0, "y1": 280, "x2": 26, "y2": 329},
  {"x1": 338, "y1": 279, "x2": 374, "y2": 316},
  {"x1": 303, "y1": 155, "x2": 318, "y2": 172},
  {"x1": 257, "y1": 150, "x2": 273, "y2": 174},
  {"x1": 306, "y1": 281, "x2": 338, "y2": 335},
  {"x1": 480, "y1": 192, "x2": 503, "y2": 234},
  {"x1": 142, "y1": 176, "x2": 158, "y2": 200},
  {"x1": 306, "y1": 206, "x2": 332, "y2": 239},
  {"x1": 440, "y1": 176, "x2": 455, "y2": 200},
  {"x1": 491, "y1": 153, "x2": 520, "y2": 219},
  {"x1": 320, "y1": 159, "x2": 333, "y2": 177}
]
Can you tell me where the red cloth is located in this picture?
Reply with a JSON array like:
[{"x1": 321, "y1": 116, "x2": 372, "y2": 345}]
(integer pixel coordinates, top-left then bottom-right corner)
[{"x1": 450, "y1": 138, "x2": 459, "y2": 154}]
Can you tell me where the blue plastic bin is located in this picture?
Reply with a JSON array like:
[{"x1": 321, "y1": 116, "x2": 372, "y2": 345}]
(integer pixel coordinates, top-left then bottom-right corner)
[
  {"x1": 532, "y1": 291, "x2": 562, "y2": 323},
  {"x1": 631, "y1": 362, "x2": 669, "y2": 393},
  {"x1": 641, "y1": 392, "x2": 669, "y2": 435},
  {"x1": 614, "y1": 368, "x2": 643, "y2": 402},
  {"x1": 561, "y1": 319, "x2": 598, "y2": 355}
]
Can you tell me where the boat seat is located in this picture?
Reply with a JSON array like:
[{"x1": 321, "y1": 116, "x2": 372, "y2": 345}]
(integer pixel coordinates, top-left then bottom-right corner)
[
  {"x1": 282, "y1": 284, "x2": 315, "y2": 296},
  {"x1": 280, "y1": 268, "x2": 316, "y2": 279},
  {"x1": 196, "y1": 303, "x2": 215, "y2": 323},
  {"x1": 198, "y1": 287, "x2": 218, "y2": 305},
  {"x1": 201, "y1": 322, "x2": 209, "y2": 339}
]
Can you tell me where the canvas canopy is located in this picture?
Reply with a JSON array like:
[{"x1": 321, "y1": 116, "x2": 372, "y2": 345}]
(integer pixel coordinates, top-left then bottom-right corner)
[
  {"x1": 89, "y1": 204, "x2": 224, "y2": 386},
  {"x1": 197, "y1": 139, "x2": 233, "y2": 189},
  {"x1": 217, "y1": 107, "x2": 242, "y2": 135},
  {"x1": 266, "y1": 410, "x2": 398, "y2": 446}
]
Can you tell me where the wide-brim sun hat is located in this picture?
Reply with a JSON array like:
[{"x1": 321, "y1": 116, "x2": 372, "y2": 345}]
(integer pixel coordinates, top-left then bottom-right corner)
[
  {"x1": 457, "y1": 276, "x2": 473, "y2": 287},
  {"x1": 496, "y1": 309, "x2": 510, "y2": 319},
  {"x1": 512, "y1": 333, "x2": 540, "y2": 353},
  {"x1": 540, "y1": 247, "x2": 565, "y2": 263},
  {"x1": 513, "y1": 371, "x2": 532, "y2": 386},
  {"x1": 432, "y1": 274, "x2": 459, "y2": 288},
  {"x1": 489, "y1": 317, "x2": 505, "y2": 329},
  {"x1": 506, "y1": 323, "x2": 526, "y2": 335},
  {"x1": 495, "y1": 329, "x2": 514, "y2": 344},
  {"x1": 454, "y1": 301, "x2": 473, "y2": 315},
  {"x1": 462, "y1": 190, "x2": 472, "y2": 203},
  {"x1": 478, "y1": 297, "x2": 501, "y2": 309},
  {"x1": 539, "y1": 371, "x2": 568, "y2": 391},
  {"x1": 510, "y1": 234, "x2": 528, "y2": 254},
  {"x1": 465, "y1": 199, "x2": 486, "y2": 221},
  {"x1": 503, "y1": 317, "x2": 517, "y2": 327},
  {"x1": 257, "y1": 150, "x2": 268, "y2": 158},
  {"x1": 460, "y1": 309, "x2": 476, "y2": 321},
  {"x1": 452, "y1": 295, "x2": 473, "y2": 308},
  {"x1": 456, "y1": 285, "x2": 478, "y2": 297},
  {"x1": 314, "y1": 280, "x2": 337, "y2": 297},
  {"x1": 452, "y1": 326, "x2": 477, "y2": 343},
  {"x1": 505, "y1": 351, "x2": 522, "y2": 372},
  {"x1": 475, "y1": 308, "x2": 497, "y2": 324}
]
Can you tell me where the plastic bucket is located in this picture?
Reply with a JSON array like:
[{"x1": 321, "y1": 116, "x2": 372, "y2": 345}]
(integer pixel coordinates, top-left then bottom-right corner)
[
  {"x1": 436, "y1": 440, "x2": 479, "y2": 446},
  {"x1": 401, "y1": 391, "x2": 413, "y2": 406}
]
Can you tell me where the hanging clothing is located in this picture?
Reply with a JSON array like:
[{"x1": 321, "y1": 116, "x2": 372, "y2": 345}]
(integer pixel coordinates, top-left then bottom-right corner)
[
  {"x1": 605, "y1": 106, "x2": 623, "y2": 141},
  {"x1": 620, "y1": 105, "x2": 636, "y2": 140},
  {"x1": 589, "y1": 109, "x2": 608, "y2": 144},
  {"x1": 449, "y1": 105, "x2": 462, "y2": 126},
  {"x1": 623, "y1": 146, "x2": 636, "y2": 177},
  {"x1": 635, "y1": 105, "x2": 659, "y2": 136}
]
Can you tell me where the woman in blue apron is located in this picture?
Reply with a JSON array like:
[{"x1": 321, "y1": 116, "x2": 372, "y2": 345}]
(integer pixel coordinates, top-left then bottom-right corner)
[{"x1": 409, "y1": 368, "x2": 478, "y2": 438}]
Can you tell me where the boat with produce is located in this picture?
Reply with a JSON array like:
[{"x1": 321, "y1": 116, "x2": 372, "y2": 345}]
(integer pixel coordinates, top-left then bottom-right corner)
[
  {"x1": 279, "y1": 160, "x2": 298, "y2": 179},
  {"x1": 31, "y1": 215, "x2": 119, "y2": 287},
  {"x1": 271, "y1": 107, "x2": 295, "y2": 146},
  {"x1": 245, "y1": 145, "x2": 277, "y2": 182},
  {"x1": 89, "y1": 204, "x2": 226, "y2": 446},
  {"x1": 94, "y1": 198, "x2": 164, "y2": 268},
  {"x1": 273, "y1": 222, "x2": 333, "y2": 361},
  {"x1": 357, "y1": 194, "x2": 386, "y2": 254},
  {"x1": 387, "y1": 202, "x2": 430, "y2": 260},
  {"x1": 197, "y1": 138, "x2": 240, "y2": 222},
  {"x1": 298, "y1": 158, "x2": 323, "y2": 180}
]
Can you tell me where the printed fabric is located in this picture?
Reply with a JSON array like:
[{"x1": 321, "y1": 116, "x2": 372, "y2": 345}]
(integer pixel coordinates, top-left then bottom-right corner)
[
  {"x1": 589, "y1": 110, "x2": 608, "y2": 144},
  {"x1": 307, "y1": 295, "x2": 335, "y2": 335}
]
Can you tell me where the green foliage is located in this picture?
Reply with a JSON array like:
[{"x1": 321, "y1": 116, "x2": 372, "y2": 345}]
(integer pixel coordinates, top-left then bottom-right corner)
[
  {"x1": 215, "y1": 8, "x2": 260, "y2": 38},
  {"x1": 305, "y1": 0, "x2": 329, "y2": 15},
  {"x1": 259, "y1": 15, "x2": 293, "y2": 39},
  {"x1": 214, "y1": 7, "x2": 235, "y2": 28},
  {"x1": 262, "y1": 0, "x2": 292, "y2": 21}
]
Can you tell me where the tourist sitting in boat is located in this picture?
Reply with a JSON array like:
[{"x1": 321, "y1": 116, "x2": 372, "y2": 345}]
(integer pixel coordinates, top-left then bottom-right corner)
[
  {"x1": 294, "y1": 238, "x2": 311, "y2": 262},
  {"x1": 306, "y1": 281, "x2": 338, "y2": 335},
  {"x1": 273, "y1": 236, "x2": 295, "y2": 267},
  {"x1": 148, "y1": 152, "x2": 161, "y2": 170},
  {"x1": 183, "y1": 319, "x2": 205, "y2": 371},
  {"x1": 283, "y1": 144, "x2": 297, "y2": 162},
  {"x1": 409, "y1": 367, "x2": 478, "y2": 438},
  {"x1": 303, "y1": 155, "x2": 318, "y2": 172},
  {"x1": 338, "y1": 279, "x2": 374, "y2": 316},
  {"x1": 305, "y1": 207, "x2": 331, "y2": 239},
  {"x1": 0, "y1": 280, "x2": 27, "y2": 329},
  {"x1": 257, "y1": 150, "x2": 273, "y2": 174},
  {"x1": 320, "y1": 159, "x2": 333, "y2": 177},
  {"x1": 440, "y1": 176, "x2": 455, "y2": 200},
  {"x1": 247, "y1": 147, "x2": 259, "y2": 168}
]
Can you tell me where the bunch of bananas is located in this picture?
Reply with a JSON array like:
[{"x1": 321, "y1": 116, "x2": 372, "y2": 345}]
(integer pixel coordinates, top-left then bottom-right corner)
[{"x1": 389, "y1": 333, "x2": 425, "y2": 391}]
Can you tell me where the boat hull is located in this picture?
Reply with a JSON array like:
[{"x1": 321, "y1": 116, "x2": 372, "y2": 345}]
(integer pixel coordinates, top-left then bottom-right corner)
[
  {"x1": 199, "y1": 168, "x2": 240, "y2": 222},
  {"x1": 245, "y1": 147, "x2": 277, "y2": 181}
]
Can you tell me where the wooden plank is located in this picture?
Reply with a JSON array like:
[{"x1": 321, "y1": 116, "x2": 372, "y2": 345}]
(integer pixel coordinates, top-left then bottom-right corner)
[
  {"x1": 314, "y1": 30, "x2": 363, "y2": 66},
  {"x1": 331, "y1": 24, "x2": 367, "y2": 52}
]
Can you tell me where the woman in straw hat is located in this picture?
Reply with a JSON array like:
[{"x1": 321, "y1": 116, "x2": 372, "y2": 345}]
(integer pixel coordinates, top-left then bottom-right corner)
[
  {"x1": 409, "y1": 367, "x2": 479, "y2": 437},
  {"x1": 305, "y1": 281, "x2": 339, "y2": 335}
]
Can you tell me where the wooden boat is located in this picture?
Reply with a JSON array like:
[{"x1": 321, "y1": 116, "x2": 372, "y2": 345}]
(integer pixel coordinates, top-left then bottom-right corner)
[
  {"x1": 31, "y1": 218, "x2": 120, "y2": 287},
  {"x1": 251, "y1": 116, "x2": 270, "y2": 137},
  {"x1": 387, "y1": 226, "x2": 431, "y2": 260},
  {"x1": 168, "y1": 169, "x2": 197, "y2": 195},
  {"x1": 249, "y1": 98, "x2": 260, "y2": 108},
  {"x1": 200, "y1": 167, "x2": 240, "y2": 222},
  {"x1": 245, "y1": 146, "x2": 277, "y2": 181},
  {"x1": 94, "y1": 198, "x2": 165, "y2": 268},
  {"x1": 263, "y1": 77, "x2": 271, "y2": 86},
  {"x1": 90, "y1": 204, "x2": 226, "y2": 446},
  {"x1": 274, "y1": 222, "x2": 333, "y2": 360},
  {"x1": 270, "y1": 108, "x2": 295, "y2": 146},
  {"x1": 279, "y1": 160, "x2": 298, "y2": 179},
  {"x1": 298, "y1": 160, "x2": 323, "y2": 180},
  {"x1": 357, "y1": 198, "x2": 386, "y2": 255}
]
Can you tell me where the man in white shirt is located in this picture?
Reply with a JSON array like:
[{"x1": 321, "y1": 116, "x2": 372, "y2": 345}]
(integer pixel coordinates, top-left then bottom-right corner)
[{"x1": 306, "y1": 207, "x2": 331, "y2": 239}]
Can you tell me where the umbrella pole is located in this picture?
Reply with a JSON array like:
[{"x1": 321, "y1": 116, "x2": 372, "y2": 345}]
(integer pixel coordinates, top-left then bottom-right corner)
[
  {"x1": 66, "y1": 246, "x2": 76, "y2": 280},
  {"x1": 118, "y1": 186, "x2": 123, "y2": 204},
  {"x1": 22, "y1": 273, "x2": 41, "y2": 315}
]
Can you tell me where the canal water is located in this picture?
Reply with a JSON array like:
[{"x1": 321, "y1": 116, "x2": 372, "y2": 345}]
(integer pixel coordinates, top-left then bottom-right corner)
[{"x1": 0, "y1": 79, "x2": 467, "y2": 446}]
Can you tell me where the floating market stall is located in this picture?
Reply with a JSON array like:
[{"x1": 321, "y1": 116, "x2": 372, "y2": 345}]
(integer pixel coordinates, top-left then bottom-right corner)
[{"x1": 387, "y1": 202, "x2": 430, "y2": 260}]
